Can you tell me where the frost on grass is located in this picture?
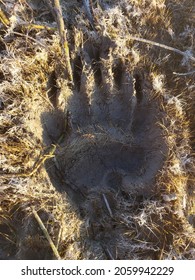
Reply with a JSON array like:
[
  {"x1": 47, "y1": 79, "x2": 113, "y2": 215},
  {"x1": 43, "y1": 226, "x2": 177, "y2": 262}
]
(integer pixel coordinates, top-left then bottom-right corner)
[{"x1": 0, "y1": 0, "x2": 194, "y2": 260}]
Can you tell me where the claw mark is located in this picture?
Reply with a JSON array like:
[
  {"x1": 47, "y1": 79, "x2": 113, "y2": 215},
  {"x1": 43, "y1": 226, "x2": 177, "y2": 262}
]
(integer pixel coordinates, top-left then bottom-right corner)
[
  {"x1": 73, "y1": 55, "x2": 83, "y2": 90},
  {"x1": 134, "y1": 73, "x2": 143, "y2": 103},
  {"x1": 93, "y1": 61, "x2": 102, "y2": 86},
  {"x1": 47, "y1": 71, "x2": 58, "y2": 108},
  {"x1": 82, "y1": 0, "x2": 94, "y2": 28},
  {"x1": 112, "y1": 59, "x2": 123, "y2": 90}
]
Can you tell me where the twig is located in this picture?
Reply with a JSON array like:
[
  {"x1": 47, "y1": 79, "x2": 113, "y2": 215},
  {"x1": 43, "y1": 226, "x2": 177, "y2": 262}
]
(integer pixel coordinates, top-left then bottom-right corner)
[
  {"x1": 128, "y1": 35, "x2": 195, "y2": 63},
  {"x1": 173, "y1": 70, "x2": 195, "y2": 76},
  {"x1": 21, "y1": 23, "x2": 56, "y2": 31},
  {"x1": 102, "y1": 193, "x2": 113, "y2": 218},
  {"x1": 56, "y1": 224, "x2": 62, "y2": 249},
  {"x1": 32, "y1": 207, "x2": 61, "y2": 260},
  {"x1": 52, "y1": 0, "x2": 73, "y2": 82},
  {"x1": 12, "y1": 31, "x2": 47, "y2": 48},
  {"x1": 0, "y1": 7, "x2": 9, "y2": 27}
]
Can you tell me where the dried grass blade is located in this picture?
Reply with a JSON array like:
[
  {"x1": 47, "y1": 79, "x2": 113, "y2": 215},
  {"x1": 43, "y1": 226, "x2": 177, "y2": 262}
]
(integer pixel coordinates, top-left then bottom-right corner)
[
  {"x1": 52, "y1": 0, "x2": 73, "y2": 82},
  {"x1": 102, "y1": 194, "x2": 113, "y2": 218},
  {"x1": 32, "y1": 207, "x2": 61, "y2": 260},
  {"x1": 0, "y1": 7, "x2": 9, "y2": 26},
  {"x1": 128, "y1": 35, "x2": 195, "y2": 63}
]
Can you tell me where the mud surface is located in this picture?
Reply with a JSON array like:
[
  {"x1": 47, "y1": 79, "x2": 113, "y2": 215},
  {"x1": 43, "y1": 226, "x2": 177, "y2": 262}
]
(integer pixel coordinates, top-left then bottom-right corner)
[{"x1": 44, "y1": 38, "x2": 167, "y2": 207}]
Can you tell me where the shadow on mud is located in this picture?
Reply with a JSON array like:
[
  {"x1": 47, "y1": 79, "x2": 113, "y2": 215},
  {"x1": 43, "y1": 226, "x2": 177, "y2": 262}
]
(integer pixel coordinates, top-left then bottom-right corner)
[{"x1": 40, "y1": 34, "x2": 168, "y2": 259}]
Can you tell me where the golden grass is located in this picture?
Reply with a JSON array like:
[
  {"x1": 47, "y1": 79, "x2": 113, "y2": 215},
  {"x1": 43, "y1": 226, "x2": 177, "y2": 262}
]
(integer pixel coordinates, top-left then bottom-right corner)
[{"x1": 0, "y1": 0, "x2": 194, "y2": 259}]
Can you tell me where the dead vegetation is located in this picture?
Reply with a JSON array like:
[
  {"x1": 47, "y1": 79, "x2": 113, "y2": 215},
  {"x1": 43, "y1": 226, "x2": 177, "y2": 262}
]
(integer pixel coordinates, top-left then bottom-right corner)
[{"x1": 0, "y1": 0, "x2": 194, "y2": 260}]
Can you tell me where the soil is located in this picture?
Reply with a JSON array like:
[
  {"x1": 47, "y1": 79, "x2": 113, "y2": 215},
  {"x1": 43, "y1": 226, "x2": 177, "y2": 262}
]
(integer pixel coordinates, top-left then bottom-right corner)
[
  {"x1": 0, "y1": 0, "x2": 194, "y2": 260},
  {"x1": 45, "y1": 37, "x2": 168, "y2": 207}
]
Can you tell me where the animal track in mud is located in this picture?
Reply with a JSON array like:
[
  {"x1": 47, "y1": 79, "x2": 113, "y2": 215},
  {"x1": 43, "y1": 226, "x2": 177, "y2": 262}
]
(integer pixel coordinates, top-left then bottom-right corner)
[{"x1": 45, "y1": 37, "x2": 167, "y2": 204}]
